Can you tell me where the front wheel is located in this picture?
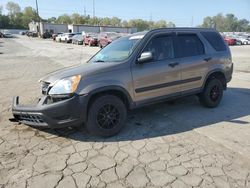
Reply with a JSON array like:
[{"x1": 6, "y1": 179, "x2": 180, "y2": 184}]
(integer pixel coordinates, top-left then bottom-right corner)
[
  {"x1": 199, "y1": 78, "x2": 223, "y2": 108},
  {"x1": 86, "y1": 95, "x2": 127, "y2": 137}
]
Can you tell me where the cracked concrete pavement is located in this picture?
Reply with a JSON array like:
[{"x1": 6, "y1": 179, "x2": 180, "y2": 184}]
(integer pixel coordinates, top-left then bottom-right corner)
[{"x1": 0, "y1": 36, "x2": 250, "y2": 187}]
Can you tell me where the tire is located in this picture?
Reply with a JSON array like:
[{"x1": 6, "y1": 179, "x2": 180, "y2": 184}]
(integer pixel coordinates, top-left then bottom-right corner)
[
  {"x1": 199, "y1": 78, "x2": 223, "y2": 108},
  {"x1": 86, "y1": 95, "x2": 127, "y2": 137}
]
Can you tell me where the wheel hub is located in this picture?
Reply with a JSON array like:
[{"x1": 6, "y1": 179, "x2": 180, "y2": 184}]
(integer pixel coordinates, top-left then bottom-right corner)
[
  {"x1": 210, "y1": 85, "x2": 220, "y2": 101},
  {"x1": 97, "y1": 104, "x2": 120, "y2": 129}
]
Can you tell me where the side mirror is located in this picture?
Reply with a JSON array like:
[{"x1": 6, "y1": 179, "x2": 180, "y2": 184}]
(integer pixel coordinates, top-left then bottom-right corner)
[{"x1": 137, "y1": 52, "x2": 153, "y2": 64}]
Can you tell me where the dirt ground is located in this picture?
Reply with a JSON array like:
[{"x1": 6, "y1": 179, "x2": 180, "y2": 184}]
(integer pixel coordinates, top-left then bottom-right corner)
[{"x1": 0, "y1": 36, "x2": 250, "y2": 188}]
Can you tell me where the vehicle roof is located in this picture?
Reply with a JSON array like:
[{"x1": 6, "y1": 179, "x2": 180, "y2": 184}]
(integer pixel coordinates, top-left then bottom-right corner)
[
  {"x1": 130, "y1": 27, "x2": 217, "y2": 37},
  {"x1": 125, "y1": 27, "x2": 218, "y2": 40}
]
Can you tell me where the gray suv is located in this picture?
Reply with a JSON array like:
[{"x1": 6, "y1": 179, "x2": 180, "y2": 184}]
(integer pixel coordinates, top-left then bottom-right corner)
[{"x1": 12, "y1": 28, "x2": 233, "y2": 137}]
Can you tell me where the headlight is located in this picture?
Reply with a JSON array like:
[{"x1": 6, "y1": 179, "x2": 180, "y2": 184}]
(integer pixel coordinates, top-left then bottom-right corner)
[{"x1": 48, "y1": 75, "x2": 81, "y2": 95}]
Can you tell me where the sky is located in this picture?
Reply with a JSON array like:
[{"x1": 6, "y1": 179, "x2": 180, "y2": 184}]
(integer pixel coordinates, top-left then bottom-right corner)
[{"x1": 1, "y1": 0, "x2": 250, "y2": 26}]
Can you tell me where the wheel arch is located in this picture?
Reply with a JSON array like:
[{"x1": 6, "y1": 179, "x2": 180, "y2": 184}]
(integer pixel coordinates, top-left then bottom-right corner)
[
  {"x1": 85, "y1": 86, "x2": 135, "y2": 116},
  {"x1": 203, "y1": 69, "x2": 227, "y2": 90}
]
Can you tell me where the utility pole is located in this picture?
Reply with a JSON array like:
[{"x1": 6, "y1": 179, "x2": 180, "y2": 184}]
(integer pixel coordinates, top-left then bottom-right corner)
[{"x1": 35, "y1": 0, "x2": 41, "y2": 36}]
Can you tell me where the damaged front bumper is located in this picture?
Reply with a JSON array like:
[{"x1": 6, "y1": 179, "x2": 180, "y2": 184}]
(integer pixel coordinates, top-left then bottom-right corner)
[{"x1": 12, "y1": 94, "x2": 88, "y2": 128}]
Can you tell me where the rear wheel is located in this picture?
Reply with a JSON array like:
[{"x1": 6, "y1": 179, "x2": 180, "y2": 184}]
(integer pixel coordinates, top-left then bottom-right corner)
[
  {"x1": 199, "y1": 78, "x2": 223, "y2": 108},
  {"x1": 86, "y1": 95, "x2": 127, "y2": 137}
]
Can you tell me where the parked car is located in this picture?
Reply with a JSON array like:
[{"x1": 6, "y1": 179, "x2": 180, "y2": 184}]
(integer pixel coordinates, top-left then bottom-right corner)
[
  {"x1": 98, "y1": 32, "x2": 120, "y2": 48},
  {"x1": 61, "y1": 33, "x2": 78, "y2": 43},
  {"x1": 224, "y1": 37, "x2": 236, "y2": 45},
  {"x1": 236, "y1": 37, "x2": 250, "y2": 45},
  {"x1": 72, "y1": 34, "x2": 84, "y2": 45},
  {"x1": 55, "y1": 34, "x2": 63, "y2": 42},
  {"x1": 3, "y1": 32, "x2": 14, "y2": 38},
  {"x1": 52, "y1": 32, "x2": 63, "y2": 41},
  {"x1": 19, "y1": 31, "x2": 26, "y2": 35},
  {"x1": 84, "y1": 33, "x2": 98, "y2": 46},
  {"x1": 26, "y1": 31, "x2": 38, "y2": 37},
  {"x1": 12, "y1": 28, "x2": 233, "y2": 137},
  {"x1": 42, "y1": 31, "x2": 52, "y2": 39}
]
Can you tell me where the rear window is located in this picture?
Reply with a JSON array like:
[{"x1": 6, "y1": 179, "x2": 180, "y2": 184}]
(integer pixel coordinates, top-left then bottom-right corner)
[
  {"x1": 176, "y1": 34, "x2": 205, "y2": 58},
  {"x1": 201, "y1": 31, "x2": 227, "y2": 52}
]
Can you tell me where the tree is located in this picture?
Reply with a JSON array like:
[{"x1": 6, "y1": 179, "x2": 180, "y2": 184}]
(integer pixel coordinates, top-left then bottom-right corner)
[
  {"x1": 21, "y1": 7, "x2": 39, "y2": 28},
  {"x1": 6, "y1": 1, "x2": 21, "y2": 16},
  {"x1": 0, "y1": 15, "x2": 10, "y2": 28},
  {"x1": 110, "y1": 17, "x2": 121, "y2": 26},
  {"x1": 167, "y1": 21, "x2": 175, "y2": 27},
  {"x1": 201, "y1": 16, "x2": 214, "y2": 28},
  {"x1": 237, "y1": 19, "x2": 250, "y2": 32},
  {"x1": 47, "y1": 17, "x2": 57, "y2": 23},
  {"x1": 201, "y1": 13, "x2": 250, "y2": 32},
  {"x1": 153, "y1": 20, "x2": 167, "y2": 28},
  {"x1": 100, "y1": 17, "x2": 111, "y2": 26},
  {"x1": 56, "y1": 14, "x2": 72, "y2": 24},
  {"x1": 71, "y1": 13, "x2": 85, "y2": 24},
  {"x1": 5, "y1": 1, "x2": 22, "y2": 28},
  {"x1": 128, "y1": 19, "x2": 150, "y2": 31}
]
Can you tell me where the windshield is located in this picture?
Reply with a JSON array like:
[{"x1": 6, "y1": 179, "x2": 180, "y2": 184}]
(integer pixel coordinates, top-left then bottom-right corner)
[
  {"x1": 73, "y1": 34, "x2": 82, "y2": 39},
  {"x1": 89, "y1": 36, "x2": 142, "y2": 63}
]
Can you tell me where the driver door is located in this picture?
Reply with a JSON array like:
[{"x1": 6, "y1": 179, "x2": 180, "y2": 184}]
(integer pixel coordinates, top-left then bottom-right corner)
[{"x1": 131, "y1": 33, "x2": 181, "y2": 103}]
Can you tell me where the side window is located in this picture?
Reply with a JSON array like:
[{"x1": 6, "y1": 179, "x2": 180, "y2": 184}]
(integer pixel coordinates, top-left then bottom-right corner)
[
  {"x1": 176, "y1": 34, "x2": 204, "y2": 58},
  {"x1": 201, "y1": 31, "x2": 227, "y2": 52},
  {"x1": 143, "y1": 35, "x2": 174, "y2": 61}
]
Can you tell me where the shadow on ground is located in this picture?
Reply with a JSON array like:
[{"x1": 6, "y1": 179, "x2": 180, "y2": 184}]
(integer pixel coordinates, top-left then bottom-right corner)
[{"x1": 21, "y1": 87, "x2": 250, "y2": 142}]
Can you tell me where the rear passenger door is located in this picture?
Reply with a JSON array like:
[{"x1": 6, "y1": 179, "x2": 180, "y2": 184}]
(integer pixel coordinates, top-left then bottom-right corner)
[{"x1": 175, "y1": 33, "x2": 208, "y2": 93}]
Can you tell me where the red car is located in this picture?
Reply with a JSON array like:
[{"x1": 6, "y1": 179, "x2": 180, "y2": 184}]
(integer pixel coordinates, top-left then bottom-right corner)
[
  {"x1": 98, "y1": 32, "x2": 120, "y2": 48},
  {"x1": 84, "y1": 33, "x2": 98, "y2": 46},
  {"x1": 224, "y1": 37, "x2": 236, "y2": 46}
]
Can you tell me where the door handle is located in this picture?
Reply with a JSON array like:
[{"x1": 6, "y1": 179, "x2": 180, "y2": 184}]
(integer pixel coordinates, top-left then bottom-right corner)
[
  {"x1": 169, "y1": 62, "x2": 179, "y2": 68},
  {"x1": 204, "y1": 57, "x2": 212, "y2": 62}
]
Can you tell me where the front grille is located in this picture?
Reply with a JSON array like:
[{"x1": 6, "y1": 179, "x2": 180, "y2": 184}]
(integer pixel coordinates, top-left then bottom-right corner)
[
  {"x1": 41, "y1": 82, "x2": 50, "y2": 95},
  {"x1": 15, "y1": 114, "x2": 44, "y2": 123}
]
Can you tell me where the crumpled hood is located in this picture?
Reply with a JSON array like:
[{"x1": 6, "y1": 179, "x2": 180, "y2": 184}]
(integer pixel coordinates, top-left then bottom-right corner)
[{"x1": 40, "y1": 62, "x2": 119, "y2": 84}]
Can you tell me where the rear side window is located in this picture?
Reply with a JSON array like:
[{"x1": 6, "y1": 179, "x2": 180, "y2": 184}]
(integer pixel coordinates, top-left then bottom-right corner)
[
  {"x1": 176, "y1": 34, "x2": 204, "y2": 58},
  {"x1": 201, "y1": 31, "x2": 227, "y2": 51}
]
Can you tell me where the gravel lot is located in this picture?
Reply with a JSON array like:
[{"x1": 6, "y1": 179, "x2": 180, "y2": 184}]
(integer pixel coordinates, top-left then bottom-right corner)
[{"x1": 0, "y1": 36, "x2": 250, "y2": 188}]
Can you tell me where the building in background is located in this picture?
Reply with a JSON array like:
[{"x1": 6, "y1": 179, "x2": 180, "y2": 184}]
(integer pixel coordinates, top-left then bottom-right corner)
[
  {"x1": 29, "y1": 22, "x2": 68, "y2": 34},
  {"x1": 29, "y1": 22, "x2": 137, "y2": 34}
]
